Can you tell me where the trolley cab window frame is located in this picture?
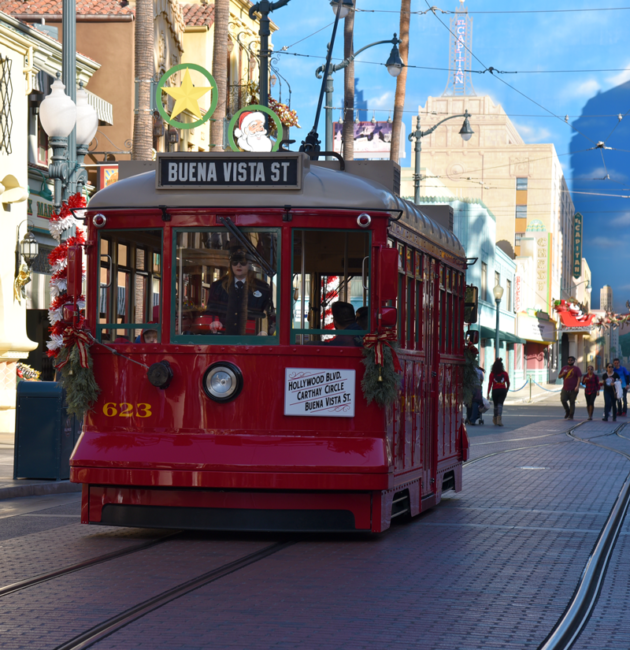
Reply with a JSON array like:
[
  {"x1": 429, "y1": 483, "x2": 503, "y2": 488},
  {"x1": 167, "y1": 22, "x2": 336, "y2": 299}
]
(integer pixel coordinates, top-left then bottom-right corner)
[
  {"x1": 291, "y1": 228, "x2": 372, "y2": 346},
  {"x1": 96, "y1": 228, "x2": 163, "y2": 344},
  {"x1": 171, "y1": 226, "x2": 281, "y2": 346}
]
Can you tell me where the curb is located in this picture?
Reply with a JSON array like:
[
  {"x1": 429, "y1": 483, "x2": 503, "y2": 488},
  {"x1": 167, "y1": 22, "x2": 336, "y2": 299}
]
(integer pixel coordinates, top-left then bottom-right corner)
[{"x1": 0, "y1": 480, "x2": 82, "y2": 501}]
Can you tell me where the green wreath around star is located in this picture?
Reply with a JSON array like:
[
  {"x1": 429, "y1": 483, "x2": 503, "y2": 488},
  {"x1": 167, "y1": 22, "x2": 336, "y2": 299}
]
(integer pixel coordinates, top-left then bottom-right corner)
[{"x1": 156, "y1": 63, "x2": 218, "y2": 131}]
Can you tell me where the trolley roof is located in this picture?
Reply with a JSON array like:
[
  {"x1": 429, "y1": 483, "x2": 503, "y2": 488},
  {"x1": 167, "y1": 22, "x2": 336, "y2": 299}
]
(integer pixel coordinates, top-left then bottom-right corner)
[{"x1": 88, "y1": 155, "x2": 465, "y2": 258}]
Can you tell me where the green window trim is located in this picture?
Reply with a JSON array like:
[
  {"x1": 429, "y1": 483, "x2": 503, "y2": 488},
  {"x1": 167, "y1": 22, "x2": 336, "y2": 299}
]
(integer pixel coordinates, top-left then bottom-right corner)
[
  {"x1": 97, "y1": 228, "x2": 163, "y2": 337},
  {"x1": 291, "y1": 228, "x2": 372, "y2": 342},
  {"x1": 171, "y1": 226, "x2": 281, "y2": 346}
]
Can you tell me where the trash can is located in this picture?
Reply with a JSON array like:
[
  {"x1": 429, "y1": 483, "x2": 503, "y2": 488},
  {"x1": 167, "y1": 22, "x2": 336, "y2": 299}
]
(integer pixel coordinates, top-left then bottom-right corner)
[{"x1": 13, "y1": 381, "x2": 82, "y2": 480}]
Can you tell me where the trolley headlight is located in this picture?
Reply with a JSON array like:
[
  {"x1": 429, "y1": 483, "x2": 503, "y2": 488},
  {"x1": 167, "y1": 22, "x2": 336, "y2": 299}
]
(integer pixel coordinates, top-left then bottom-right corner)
[{"x1": 202, "y1": 362, "x2": 243, "y2": 402}]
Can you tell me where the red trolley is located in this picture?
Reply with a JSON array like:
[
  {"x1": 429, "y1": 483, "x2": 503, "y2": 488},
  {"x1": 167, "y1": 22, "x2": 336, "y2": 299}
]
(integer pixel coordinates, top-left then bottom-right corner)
[{"x1": 70, "y1": 152, "x2": 469, "y2": 533}]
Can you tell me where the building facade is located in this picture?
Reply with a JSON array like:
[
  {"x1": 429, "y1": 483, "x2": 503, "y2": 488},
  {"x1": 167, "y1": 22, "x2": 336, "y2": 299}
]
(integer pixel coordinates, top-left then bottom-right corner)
[
  {"x1": 0, "y1": 10, "x2": 109, "y2": 432},
  {"x1": 418, "y1": 197, "x2": 522, "y2": 392}
]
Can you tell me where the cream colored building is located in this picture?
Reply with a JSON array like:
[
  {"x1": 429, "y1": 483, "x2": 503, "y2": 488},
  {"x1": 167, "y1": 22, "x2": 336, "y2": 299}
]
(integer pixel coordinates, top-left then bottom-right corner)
[
  {"x1": 0, "y1": 11, "x2": 106, "y2": 434},
  {"x1": 402, "y1": 95, "x2": 575, "y2": 312}
]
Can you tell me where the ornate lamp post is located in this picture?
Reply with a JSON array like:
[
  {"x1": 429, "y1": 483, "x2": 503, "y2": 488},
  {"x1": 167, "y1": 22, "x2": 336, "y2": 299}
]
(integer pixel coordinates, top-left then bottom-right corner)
[
  {"x1": 249, "y1": 0, "x2": 293, "y2": 108},
  {"x1": 316, "y1": 34, "x2": 403, "y2": 155},
  {"x1": 493, "y1": 283, "x2": 504, "y2": 361},
  {"x1": 39, "y1": 77, "x2": 98, "y2": 210},
  {"x1": 408, "y1": 111, "x2": 474, "y2": 204}
]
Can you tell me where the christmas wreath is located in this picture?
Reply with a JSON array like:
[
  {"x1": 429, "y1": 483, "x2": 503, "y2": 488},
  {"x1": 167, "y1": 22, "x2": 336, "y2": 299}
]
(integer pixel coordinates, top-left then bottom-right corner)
[
  {"x1": 46, "y1": 193, "x2": 100, "y2": 417},
  {"x1": 361, "y1": 330, "x2": 401, "y2": 407}
]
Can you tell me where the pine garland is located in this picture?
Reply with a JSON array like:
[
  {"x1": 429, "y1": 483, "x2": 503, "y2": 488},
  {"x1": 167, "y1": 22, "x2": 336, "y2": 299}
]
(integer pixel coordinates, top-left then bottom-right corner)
[
  {"x1": 462, "y1": 348, "x2": 480, "y2": 406},
  {"x1": 361, "y1": 344, "x2": 401, "y2": 407},
  {"x1": 56, "y1": 343, "x2": 100, "y2": 418}
]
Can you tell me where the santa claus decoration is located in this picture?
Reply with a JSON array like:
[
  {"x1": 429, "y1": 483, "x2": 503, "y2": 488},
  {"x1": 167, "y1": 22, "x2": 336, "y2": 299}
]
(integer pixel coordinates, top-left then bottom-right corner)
[{"x1": 234, "y1": 111, "x2": 273, "y2": 152}]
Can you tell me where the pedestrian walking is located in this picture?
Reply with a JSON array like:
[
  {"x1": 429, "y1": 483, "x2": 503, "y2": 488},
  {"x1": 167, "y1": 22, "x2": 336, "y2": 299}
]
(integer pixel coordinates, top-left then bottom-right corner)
[
  {"x1": 612, "y1": 358, "x2": 629, "y2": 416},
  {"x1": 558, "y1": 356, "x2": 582, "y2": 420},
  {"x1": 487, "y1": 358, "x2": 510, "y2": 427},
  {"x1": 601, "y1": 363, "x2": 620, "y2": 422},
  {"x1": 581, "y1": 365, "x2": 600, "y2": 421},
  {"x1": 466, "y1": 366, "x2": 485, "y2": 426}
]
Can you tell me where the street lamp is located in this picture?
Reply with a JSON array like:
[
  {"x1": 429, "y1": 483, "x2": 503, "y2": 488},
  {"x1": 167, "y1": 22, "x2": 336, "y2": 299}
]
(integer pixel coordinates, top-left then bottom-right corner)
[
  {"x1": 408, "y1": 110, "x2": 474, "y2": 204},
  {"x1": 316, "y1": 34, "x2": 403, "y2": 155},
  {"x1": 15, "y1": 220, "x2": 39, "y2": 295},
  {"x1": 493, "y1": 283, "x2": 504, "y2": 361},
  {"x1": 39, "y1": 76, "x2": 98, "y2": 210},
  {"x1": 330, "y1": 0, "x2": 354, "y2": 18}
]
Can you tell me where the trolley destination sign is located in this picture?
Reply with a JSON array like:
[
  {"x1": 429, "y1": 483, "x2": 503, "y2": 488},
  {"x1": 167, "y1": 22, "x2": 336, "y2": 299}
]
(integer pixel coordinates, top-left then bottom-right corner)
[
  {"x1": 156, "y1": 153, "x2": 302, "y2": 190},
  {"x1": 284, "y1": 368, "x2": 356, "y2": 418}
]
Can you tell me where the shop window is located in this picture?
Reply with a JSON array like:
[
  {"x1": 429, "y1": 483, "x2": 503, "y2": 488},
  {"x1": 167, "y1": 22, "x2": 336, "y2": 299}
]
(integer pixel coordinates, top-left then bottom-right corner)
[
  {"x1": 98, "y1": 230, "x2": 162, "y2": 343},
  {"x1": 174, "y1": 229, "x2": 277, "y2": 343},
  {"x1": 292, "y1": 230, "x2": 370, "y2": 345}
]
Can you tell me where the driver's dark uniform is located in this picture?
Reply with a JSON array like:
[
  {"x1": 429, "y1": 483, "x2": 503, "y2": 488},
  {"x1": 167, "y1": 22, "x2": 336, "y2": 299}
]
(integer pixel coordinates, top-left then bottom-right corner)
[{"x1": 207, "y1": 277, "x2": 274, "y2": 335}]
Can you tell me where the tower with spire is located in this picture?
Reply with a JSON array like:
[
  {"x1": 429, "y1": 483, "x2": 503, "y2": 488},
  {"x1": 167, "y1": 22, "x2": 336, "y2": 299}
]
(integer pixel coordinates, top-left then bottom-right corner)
[{"x1": 442, "y1": 0, "x2": 476, "y2": 96}]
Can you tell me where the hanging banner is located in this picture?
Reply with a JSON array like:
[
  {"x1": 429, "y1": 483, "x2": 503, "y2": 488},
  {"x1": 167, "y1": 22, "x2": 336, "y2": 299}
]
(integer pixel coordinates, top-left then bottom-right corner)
[{"x1": 573, "y1": 212, "x2": 583, "y2": 279}]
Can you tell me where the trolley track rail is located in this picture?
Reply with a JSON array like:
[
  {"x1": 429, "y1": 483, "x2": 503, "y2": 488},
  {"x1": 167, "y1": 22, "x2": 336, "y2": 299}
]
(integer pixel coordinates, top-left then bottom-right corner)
[
  {"x1": 538, "y1": 423, "x2": 630, "y2": 650},
  {"x1": 464, "y1": 421, "x2": 630, "y2": 649},
  {"x1": 53, "y1": 539, "x2": 295, "y2": 650},
  {"x1": 464, "y1": 422, "x2": 585, "y2": 466},
  {"x1": 0, "y1": 532, "x2": 180, "y2": 599}
]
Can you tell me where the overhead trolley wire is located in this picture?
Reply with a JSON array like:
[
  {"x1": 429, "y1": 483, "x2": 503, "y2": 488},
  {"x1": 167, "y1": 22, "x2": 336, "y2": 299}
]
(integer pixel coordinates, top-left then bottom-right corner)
[{"x1": 355, "y1": 6, "x2": 630, "y2": 15}]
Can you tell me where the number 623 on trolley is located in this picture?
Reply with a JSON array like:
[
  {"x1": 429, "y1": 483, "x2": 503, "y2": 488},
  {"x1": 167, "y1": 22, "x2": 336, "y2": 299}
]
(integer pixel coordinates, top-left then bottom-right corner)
[{"x1": 102, "y1": 403, "x2": 152, "y2": 418}]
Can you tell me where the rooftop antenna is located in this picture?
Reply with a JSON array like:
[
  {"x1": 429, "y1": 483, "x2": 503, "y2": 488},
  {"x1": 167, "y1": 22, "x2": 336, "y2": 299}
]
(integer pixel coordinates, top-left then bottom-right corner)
[{"x1": 442, "y1": 0, "x2": 476, "y2": 96}]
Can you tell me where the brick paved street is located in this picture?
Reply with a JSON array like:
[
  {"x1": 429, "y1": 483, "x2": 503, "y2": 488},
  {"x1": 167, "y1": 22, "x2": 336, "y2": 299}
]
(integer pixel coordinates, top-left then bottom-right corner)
[{"x1": 0, "y1": 396, "x2": 629, "y2": 649}]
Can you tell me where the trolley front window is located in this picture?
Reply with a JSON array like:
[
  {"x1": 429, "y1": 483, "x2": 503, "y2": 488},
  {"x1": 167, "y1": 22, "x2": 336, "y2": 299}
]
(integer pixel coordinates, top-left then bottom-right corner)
[
  {"x1": 292, "y1": 230, "x2": 370, "y2": 345},
  {"x1": 173, "y1": 228, "x2": 278, "y2": 344},
  {"x1": 97, "y1": 229, "x2": 162, "y2": 343}
]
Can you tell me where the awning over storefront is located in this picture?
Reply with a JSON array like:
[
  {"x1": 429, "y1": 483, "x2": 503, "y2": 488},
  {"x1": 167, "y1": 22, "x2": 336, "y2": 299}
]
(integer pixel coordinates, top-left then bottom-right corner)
[
  {"x1": 517, "y1": 312, "x2": 556, "y2": 345},
  {"x1": 86, "y1": 90, "x2": 114, "y2": 126},
  {"x1": 472, "y1": 325, "x2": 526, "y2": 345},
  {"x1": 32, "y1": 71, "x2": 113, "y2": 125}
]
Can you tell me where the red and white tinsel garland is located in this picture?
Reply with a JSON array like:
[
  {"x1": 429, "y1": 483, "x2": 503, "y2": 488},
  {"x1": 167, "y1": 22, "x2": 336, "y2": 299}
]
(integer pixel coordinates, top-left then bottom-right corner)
[
  {"x1": 322, "y1": 275, "x2": 339, "y2": 341},
  {"x1": 46, "y1": 193, "x2": 87, "y2": 357}
]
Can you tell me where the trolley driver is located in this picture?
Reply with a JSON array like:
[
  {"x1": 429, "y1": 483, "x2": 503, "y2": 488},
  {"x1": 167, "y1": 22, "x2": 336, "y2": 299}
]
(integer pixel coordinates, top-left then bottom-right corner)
[{"x1": 206, "y1": 249, "x2": 275, "y2": 336}]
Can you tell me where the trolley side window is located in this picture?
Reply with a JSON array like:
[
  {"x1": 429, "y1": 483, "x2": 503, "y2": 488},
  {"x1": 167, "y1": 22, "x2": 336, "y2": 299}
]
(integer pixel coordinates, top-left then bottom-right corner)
[
  {"x1": 97, "y1": 230, "x2": 162, "y2": 343},
  {"x1": 292, "y1": 229, "x2": 370, "y2": 346},
  {"x1": 173, "y1": 228, "x2": 278, "y2": 344}
]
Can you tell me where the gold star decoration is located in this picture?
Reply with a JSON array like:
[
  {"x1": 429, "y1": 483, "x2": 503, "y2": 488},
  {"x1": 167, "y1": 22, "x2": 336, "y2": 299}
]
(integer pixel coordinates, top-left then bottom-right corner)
[{"x1": 162, "y1": 68, "x2": 212, "y2": 120}]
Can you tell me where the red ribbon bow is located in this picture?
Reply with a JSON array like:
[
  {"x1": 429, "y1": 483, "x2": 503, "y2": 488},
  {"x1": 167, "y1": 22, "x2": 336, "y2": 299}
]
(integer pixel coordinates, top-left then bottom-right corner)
[
  {"x1": 56, "y1": 327, "x2": 92, "y2": 370},
  {"x1": 363, "y1": 329, "x2": 401, "y2": 373}
]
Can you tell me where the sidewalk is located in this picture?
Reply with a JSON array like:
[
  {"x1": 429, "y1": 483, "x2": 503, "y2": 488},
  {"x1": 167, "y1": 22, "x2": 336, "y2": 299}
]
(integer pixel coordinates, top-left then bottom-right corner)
[{"x1": 0, "y1": 432, "x2": 81, "y2": 500}]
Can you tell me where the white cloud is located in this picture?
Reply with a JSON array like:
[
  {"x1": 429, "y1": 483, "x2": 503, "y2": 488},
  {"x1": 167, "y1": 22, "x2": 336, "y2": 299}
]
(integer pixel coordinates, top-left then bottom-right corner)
[
  {"x1": 592, "y1": 236, "x2": 625, "y2": 247},
  {"x1": 512, "y1": 122, "x2": 552, "y2": 143},
  {"x1": 368, "y1": 91, "x2": 394, "y2": 111},
  {"x1": 611, "y1": 213, "x2": 630, "y2": 226},
  {"x1": 568, "y1": 79, "x2": 601, "y2": 98},
  {"x1": 607, "y1": 64, "x2": 630, "y2": 87}
]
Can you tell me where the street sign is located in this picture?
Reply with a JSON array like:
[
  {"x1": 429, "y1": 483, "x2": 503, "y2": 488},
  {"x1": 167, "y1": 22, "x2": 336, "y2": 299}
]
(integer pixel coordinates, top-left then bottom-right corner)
[
  {"x1": 573, "y1": 212, "x2": 583, "y2": 279},
  {"x1": 156, "y1": 153, "x2": 303, "y2": 190}
]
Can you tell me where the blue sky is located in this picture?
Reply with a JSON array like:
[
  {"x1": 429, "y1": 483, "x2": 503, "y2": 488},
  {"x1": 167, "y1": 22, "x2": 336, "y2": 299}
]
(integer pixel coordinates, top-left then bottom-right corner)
[{"x1": 268, "y1": 0, "x2": 630, "y2": 308}]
